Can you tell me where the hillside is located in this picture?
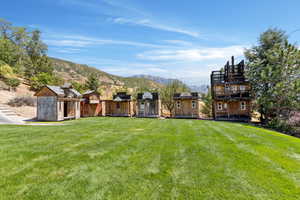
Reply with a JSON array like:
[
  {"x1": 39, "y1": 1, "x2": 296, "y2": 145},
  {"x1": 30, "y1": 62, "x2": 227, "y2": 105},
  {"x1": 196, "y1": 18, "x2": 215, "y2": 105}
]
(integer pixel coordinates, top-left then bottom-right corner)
[{"x1": 51, "y1": 58, "x2": 163, "y2": 91}]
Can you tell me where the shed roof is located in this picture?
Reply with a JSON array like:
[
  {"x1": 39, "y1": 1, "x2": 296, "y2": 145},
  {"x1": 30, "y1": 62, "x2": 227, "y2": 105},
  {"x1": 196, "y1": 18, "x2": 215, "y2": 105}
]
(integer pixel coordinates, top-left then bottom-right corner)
[
  {"x1": 35, "y1": 84, "x2": 82, "y2": 98},
  {"x1": 137, "y1": 92, "x2": 159, "y2": 100},
  {"x1": 113, "y1": 92, "x2": 131, "y2": 101},
  {"x1": 173, "y1": 92, "x2": 201, "y2": 100}
]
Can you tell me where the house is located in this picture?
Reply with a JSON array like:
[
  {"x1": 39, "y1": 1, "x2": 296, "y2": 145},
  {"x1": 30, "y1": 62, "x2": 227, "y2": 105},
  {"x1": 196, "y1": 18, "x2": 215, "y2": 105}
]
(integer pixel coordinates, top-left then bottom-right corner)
[
  {"x1": 210, "y1": 56, "x2": 252, "y2": 121},
  {"x1": 105, "y1": 92, "x2": 134, "y2": 117},
  {"x1": 173, "y1": 92, "x2": 202, "y2": 118},
  {"x1": 136, "y1": 92, "x2": 161, "y2": 118},
  {"x1": 34, "y1": 83, "x2": 81, "y2": 121},
  {"x1": 81, "y1": 90, "x2": 105, "y2": 117}
]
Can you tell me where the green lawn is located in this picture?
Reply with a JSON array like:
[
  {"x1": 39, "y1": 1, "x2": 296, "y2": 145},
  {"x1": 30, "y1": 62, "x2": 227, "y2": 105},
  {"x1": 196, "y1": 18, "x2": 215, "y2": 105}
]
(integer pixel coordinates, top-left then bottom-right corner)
[{"x1": 0, "y1": 118, "x2": 300, "y2": 200}]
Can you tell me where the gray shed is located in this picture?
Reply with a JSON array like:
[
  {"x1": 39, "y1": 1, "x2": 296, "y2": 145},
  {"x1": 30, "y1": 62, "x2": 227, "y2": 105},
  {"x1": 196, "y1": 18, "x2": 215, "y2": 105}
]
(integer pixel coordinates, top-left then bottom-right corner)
[{"x1": 34, "y1": 83, "x2": 82, "y2": 121}]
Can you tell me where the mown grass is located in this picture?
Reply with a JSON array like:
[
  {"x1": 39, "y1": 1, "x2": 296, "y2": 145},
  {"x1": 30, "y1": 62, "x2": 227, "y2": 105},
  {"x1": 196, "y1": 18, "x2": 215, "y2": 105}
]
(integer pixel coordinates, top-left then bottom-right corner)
[{"x1": 0, "y1": 117, "x2": 299, "y2": 200}]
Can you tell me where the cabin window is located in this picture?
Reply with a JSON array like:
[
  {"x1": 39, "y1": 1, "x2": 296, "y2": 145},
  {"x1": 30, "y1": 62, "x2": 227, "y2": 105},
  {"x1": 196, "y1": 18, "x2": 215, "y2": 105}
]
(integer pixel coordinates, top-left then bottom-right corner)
[
  {"x1": 176, "y1": 101, "x2": 181, "y2": 109},
  {"x1": 217, "y1": 102, "x2": 223, "y2": 110},
  {"x1": 240, "y1": 85, "x2": 246, "y2": 91},
  {"x1": 240, "y1": 101, "x2": 246, "y2": 110},
  {"x1": 224, "y1": 103, "x2": 227, "y2": 109},
  {"x1": 116, "y1": 102, "x2": 120, "y2": 109},
  {"x1": 192, "y1": 101, "x2": 196, "y2": 109}
]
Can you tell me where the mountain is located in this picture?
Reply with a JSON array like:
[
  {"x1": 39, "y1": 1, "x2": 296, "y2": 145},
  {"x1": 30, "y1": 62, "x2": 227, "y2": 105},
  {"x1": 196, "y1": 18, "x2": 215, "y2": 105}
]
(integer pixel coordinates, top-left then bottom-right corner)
[
  {"x1": 189, "y1": 85, "x2": 209, "y2": 93},
  {"x1": 131, "y1": 74, "x2": 185, "y2": 85},
  {"x1": 131, "y1": 74, "x2": 209, "y2": 93}
]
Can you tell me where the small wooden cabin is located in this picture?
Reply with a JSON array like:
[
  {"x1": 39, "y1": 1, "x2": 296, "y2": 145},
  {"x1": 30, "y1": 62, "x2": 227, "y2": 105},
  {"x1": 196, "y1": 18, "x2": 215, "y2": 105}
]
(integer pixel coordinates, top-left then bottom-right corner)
[
  {"x1": 105, "y1": 92, "x2": 134, "y2": 117},
  {"x1": 81, "y1": 90, "x2": 105, "y2": 117},
  {"x1": 210, "y1": 56, "x2": 252, "y2": 121},
  {"x1": 173, "y1": 92, "x2": 202, "y2": 118},
  {"x1": 136, "y1": 92, "x2": 161, "y2": 118},
  {"x1": 35, "y1": 83, "x2": 81, "y2": 121}
]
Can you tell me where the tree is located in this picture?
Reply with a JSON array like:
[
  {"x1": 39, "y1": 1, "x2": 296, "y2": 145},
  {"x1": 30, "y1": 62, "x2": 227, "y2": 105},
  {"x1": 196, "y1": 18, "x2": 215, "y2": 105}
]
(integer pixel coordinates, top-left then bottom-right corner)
[
  {"x1": 201, "y1": 88, "x2": 212, "y2": 118},
  {"x1": 160, "y1": 80, "x2": 189, "y2": 116},
  {"x1": 29, "y1": 72, "x2": 62, "y2": 91},
  {"x1": 244, "y1": 28, "x2": 300, "y2": 125},
  {"x1": 71, "y1": 81, "x2": 87, "y2": 94},
  {"x1": 86, "y1": 74, "x2": 100, "y2": 92}
]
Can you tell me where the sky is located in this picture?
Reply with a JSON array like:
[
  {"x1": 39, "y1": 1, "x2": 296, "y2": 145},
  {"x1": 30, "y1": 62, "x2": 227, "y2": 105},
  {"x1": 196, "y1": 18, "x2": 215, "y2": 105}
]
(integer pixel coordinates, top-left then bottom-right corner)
[{"x1": 2, "y1": 0, "x2": 300, "y2": 85}]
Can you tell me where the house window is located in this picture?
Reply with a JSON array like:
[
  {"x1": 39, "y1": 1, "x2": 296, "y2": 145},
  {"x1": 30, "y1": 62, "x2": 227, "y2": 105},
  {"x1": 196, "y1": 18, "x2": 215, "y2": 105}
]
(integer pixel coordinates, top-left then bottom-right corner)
[
  {"x1": 240, "y1": 85, "x2": 246, "y2": 91},
  {"x1": 240, "y1": 101, "x2": 246, "y2": 110},
  {"x1": 225, "y1": 84, "x2": 230, "y2": 91},
  {"x1": 116, "y1": 102, "x2": 120, "y2": 109},
  {"x1": 192, "y1": 101, "x2": 196, "y2": 109},
  {"x1": 217, "y1": 102, "x2": 223, "y2": 110},
  {"x1": 231, "y1": 85, "x2": 237, "y2": 93},
  {"x1": 176, "y1": 101, "x2": 181, "y2": 109}
]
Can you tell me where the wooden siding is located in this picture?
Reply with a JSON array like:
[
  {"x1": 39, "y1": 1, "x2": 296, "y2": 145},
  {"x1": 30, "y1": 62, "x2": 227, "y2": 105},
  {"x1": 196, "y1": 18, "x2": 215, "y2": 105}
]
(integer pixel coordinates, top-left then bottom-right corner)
[
  {"x1": 81, "y1": 102, "x2": 103, "y2": 117},
  {"x1": 214, "y1": 100, "x2": 251, "y2": 121},
  {"x1": 35, "y1": 87, "x2": 57, "y2": 97},
  {"x1": 37, "y1": 96, "x2": 58, "y2": 121},
  {"x1": 136, "y1": 100, "x2": 161, "y2": 117},
  {"x1": 105, "y1": 101, "x2": 134, "y2": 117},
  {"x1": 174, "y1": 99, "x2": 201, "y2": 118}
]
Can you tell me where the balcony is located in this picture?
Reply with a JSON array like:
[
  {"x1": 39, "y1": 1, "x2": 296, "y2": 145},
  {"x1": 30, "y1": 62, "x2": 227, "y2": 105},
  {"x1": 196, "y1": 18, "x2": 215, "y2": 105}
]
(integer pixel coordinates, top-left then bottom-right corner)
[{"x1": 213, "y1": 90, "x2": 252, "y2": 100}]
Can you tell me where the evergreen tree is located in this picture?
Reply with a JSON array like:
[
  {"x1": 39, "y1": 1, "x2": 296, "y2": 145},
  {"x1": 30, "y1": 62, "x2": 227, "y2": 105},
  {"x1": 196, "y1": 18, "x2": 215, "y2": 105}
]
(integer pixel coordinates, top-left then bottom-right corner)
[
  {"x1": 86, "y1": 74, "x2": 100, "y2": 92},
  {"x1": 244, "y1": 28, "x2": 300, "y2": 125}
]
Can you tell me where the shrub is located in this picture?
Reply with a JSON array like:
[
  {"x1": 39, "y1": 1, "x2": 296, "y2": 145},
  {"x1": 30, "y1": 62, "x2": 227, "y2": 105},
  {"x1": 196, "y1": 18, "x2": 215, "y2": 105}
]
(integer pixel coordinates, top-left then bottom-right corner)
[
  {"x1": 267, "y1": 118, "x2": 295, "y2": 134},
  {"x1": 4, "y1": 77, "x2": 20, "y2": 91},
  {"x1": 288, "y1": 112, "x2": 300, "y2": 127},
  {"x1": 8, "y1": 96, "x2": 36, "y2": 107},
  {"x1": 0, "y1": 64, "x2": 14, "y2": 79}
]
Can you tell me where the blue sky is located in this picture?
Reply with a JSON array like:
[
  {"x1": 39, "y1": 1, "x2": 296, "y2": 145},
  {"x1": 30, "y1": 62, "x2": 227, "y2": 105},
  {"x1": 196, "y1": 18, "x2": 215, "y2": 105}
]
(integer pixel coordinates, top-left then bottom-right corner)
[{"x1": 2, "y1": 0, "x2": 300, "y2": 85}]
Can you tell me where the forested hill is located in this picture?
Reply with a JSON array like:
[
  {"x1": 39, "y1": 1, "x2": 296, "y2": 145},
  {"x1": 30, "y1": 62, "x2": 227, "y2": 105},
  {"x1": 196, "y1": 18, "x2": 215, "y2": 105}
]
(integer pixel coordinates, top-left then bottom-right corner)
[{"x1": 51, "y1": 57, "x2": 163, "y2": 89}]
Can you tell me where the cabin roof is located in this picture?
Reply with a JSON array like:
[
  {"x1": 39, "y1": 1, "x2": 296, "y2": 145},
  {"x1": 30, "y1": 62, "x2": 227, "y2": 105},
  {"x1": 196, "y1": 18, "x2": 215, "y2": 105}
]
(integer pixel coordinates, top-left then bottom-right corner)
[
  {"x1": 173, "y1": 92, "x2": 201, "y2": 100},
  {"x1": 35, "y1": 84, "x2": 82, "y2": 98},
  {"x1": 47, "y1": 85, "x2": 65, "y2": 96},
  {"x1": 137, "y1": 92, "x2": 159, "y2": 100}
]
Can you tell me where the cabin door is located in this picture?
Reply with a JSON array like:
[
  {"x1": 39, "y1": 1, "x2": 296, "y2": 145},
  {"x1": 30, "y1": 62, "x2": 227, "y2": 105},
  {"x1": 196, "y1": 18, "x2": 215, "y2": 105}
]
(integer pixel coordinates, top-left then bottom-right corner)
[
  {"x1": 140, "y1": 102, "x2": 145, "y2": 116},
  {"x1": 64, "y1": 102, "x2": 68, "y2": 117}
]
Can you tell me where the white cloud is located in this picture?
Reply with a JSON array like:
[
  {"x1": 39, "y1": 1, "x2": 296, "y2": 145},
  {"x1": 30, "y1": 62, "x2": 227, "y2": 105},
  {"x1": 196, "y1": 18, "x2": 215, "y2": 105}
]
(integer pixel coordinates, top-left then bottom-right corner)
[
  {"x1": 137, "y1": 45, "x2": 246, "y2": 61},
  {"x1": 45, "y1": 35, "x2": 169, "y2": 48},
  {"x1": 113, "y1": 17, "x2": 200, "y2": 38}
]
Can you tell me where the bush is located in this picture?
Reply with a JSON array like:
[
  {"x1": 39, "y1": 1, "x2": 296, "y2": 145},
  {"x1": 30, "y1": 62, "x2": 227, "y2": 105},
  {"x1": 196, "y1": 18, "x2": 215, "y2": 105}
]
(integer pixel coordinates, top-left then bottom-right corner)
[
  {"x1": 267, "y1": 118, "x2": 295, "y2": 134},
  {"x1": 288, "y1": 112, "x2": 300, "y2": 127},
  {"x1": 4, "y1": 77, "x2": 20, "y2": 91},
  {"x1": 0, "y1": 64, "x2": 14, "y2": 79},
  {"x1": 8, "y1": 96, "x2": 36, "y2": 107}
]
